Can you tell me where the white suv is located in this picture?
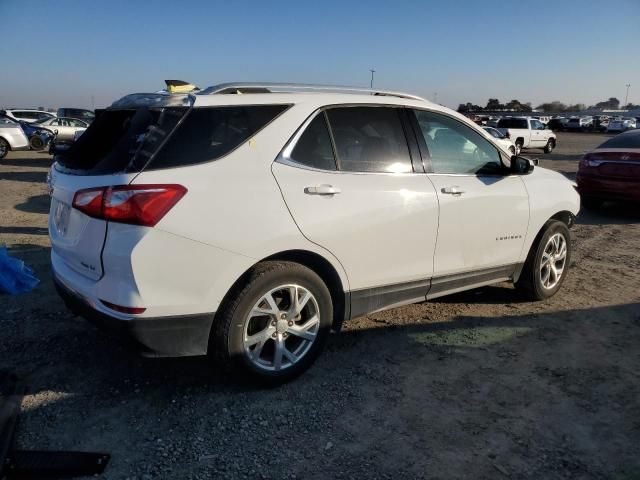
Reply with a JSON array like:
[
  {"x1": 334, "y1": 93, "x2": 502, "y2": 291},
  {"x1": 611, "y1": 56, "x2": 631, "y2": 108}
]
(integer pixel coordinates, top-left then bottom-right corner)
[{"x1": 49, "y1": 83, "x2": 580, "y2": 382}]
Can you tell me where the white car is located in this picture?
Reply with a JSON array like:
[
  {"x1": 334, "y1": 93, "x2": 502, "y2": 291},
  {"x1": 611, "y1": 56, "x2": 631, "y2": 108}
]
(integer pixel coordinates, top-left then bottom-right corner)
[
  {"x1": 0, "y1": 116, "x2": 29, "y2": 159},
  {"x1": 32, "y1": 116, "x2": 89, "y2": 141},
  {"x1": 49, "y1": 83, "x2": 580, "y2": 382},
  {"x1": 3, "y1": 109, "x2": 56, "y2": 123},
  {"x1": 607, "y1": 117, "x2": 637, "y2": 132},
  {"x1": 497, "y1": 117, "x2": 557, "y2": 154},
  {"x1": 482, "y1": 126, "x2": 516, "y2": 155}
]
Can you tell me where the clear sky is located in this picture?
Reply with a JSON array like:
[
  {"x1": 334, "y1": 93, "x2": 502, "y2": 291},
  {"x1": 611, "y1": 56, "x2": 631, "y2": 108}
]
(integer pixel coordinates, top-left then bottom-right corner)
[{"x1": 1, "y1": 0, "x2": 638, "y2": 110}]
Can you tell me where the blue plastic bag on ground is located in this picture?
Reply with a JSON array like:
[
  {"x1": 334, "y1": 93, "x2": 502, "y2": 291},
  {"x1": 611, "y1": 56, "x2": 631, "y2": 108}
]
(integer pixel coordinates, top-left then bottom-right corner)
[{"x1": 0, "y1": 247, "x2": 39, "y2": 294}]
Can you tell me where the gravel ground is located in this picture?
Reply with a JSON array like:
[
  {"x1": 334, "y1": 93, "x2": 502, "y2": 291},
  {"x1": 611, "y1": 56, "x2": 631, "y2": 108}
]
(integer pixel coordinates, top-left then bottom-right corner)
[{"x1": 1, "y1": 132, "x2": 640, "y2": 480}]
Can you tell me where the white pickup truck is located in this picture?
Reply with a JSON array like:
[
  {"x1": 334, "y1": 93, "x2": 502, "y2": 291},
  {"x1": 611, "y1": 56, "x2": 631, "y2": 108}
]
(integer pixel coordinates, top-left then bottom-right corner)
[{"x1": 497, "y1": 117, "x2": 556, "y2": 154}]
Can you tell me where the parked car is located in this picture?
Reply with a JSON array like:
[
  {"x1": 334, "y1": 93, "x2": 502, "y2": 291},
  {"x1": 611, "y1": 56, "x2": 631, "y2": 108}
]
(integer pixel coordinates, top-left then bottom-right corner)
[
  {"x1": 566, "y1": 116, "x2": 593, "y2": 131},
  {"x1": 577, "y1": 129, "x2": 640, "y2": 208},
  {"x1": 497, "y1": 117, "x2": 556, "y2": 154},
  {"x1": 49, "y1": 82, "x2": 579, "y2": 383},
  {"x1": 547, "y1": 117, "x2": 569, "y2": 132},
  {"x1": 30, "y1": 117, "x2": 88, "y2": 141},
  {"x1": 2, "y1": 109, "x2": 56, "y2": 123},
  {"x1": 607, "y1": 117, "x2": 637, "y2": 133},
  {"x1": 482, "y1": 126, "x2": 516, "y2": 155},
  {"x1": 56, "y1": 108, "x2": 95, "y2": 124},
  {"x1": 592, "y1": 115, "x2": 610, "y2": 132},
  {"x1": 0, "y1": 115, "x2": 30, "y2": 158}
]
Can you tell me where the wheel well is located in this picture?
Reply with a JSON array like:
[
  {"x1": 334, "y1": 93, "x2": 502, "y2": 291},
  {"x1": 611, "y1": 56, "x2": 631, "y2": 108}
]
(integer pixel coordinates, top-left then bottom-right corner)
[
  {"x1": 516, "y1": 137, "x2": 524, "y2": 145},
  {"x1": 550, "y1": 210, "x2": 575, "y2": 228},
  {"x1": 216, "y1": 250, "x2": 347, "y2": 333},
  {"x1": 0, "y1": 137, "x2": 10, "y2": 149},
  {"x1": 264, "y1": 250, "x2": 346, "y2": 331}
]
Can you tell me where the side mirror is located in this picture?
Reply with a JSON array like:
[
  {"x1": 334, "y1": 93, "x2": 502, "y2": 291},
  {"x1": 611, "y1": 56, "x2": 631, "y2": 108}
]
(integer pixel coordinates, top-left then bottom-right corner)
[{"x1": 510, "y1": 155, "x2": 534, "y2": 174}]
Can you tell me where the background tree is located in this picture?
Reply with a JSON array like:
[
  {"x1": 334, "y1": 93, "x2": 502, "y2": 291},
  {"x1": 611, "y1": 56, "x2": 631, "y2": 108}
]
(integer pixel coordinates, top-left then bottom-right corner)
[
  {"x1": 535, "y1": 101, "x2": 567, "y2": 112},
  {"x1": 485, "y1": 98, "x2": 503, "y2": 111},
  {"x1": 591, "y1": 97, "x2": 620, "y2": 110}
]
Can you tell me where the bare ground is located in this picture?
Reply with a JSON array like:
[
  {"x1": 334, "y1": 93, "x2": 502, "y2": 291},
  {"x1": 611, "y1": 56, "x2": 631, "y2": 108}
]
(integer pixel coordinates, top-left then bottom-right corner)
[{"x1": 1, "y1": 133, "x2": 639, "y2": 480}]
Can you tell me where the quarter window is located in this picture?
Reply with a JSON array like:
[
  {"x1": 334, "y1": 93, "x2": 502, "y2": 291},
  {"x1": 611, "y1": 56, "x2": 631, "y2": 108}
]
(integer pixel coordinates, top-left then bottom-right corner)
[
  {"x1": 290, "y1": 113, "x2": 336, "y2": 171},
  {"x1": 413, "y1": 110, "x2": 503, "y2": 175},
  {"x1": 326, "y1": 107, "x2": 412, "y2": 173}
]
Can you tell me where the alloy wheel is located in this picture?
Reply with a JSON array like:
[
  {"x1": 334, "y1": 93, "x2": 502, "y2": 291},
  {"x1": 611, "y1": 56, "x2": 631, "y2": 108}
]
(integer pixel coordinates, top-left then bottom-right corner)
[
  {"x1": 243, "y1": 284, "x2": 320, "y2": 371},
  {"x1": 540, "y1": 233, "x2": 567, "y2": 289}
]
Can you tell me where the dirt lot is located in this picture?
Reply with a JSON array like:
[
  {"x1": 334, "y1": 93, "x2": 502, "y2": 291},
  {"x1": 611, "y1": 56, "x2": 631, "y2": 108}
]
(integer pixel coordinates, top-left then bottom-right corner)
[{"x1": 1, "y1": 132, "x2": 639, "y2": 480}]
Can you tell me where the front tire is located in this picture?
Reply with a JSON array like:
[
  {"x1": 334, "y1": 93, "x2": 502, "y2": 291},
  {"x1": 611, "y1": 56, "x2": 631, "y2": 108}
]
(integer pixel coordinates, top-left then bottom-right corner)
[
  {"x1": 211, "y1": 261, "x2": 332, "y2": 384},
  {"x1": 543, "y1": 139, "x2": 555, "y2": 153},
  {"x1": 0, "y1": 138, "x2": 9, "y2": 159},
  {"x1": 515, "y1": 221, "x2": 571, "y2": 300}
]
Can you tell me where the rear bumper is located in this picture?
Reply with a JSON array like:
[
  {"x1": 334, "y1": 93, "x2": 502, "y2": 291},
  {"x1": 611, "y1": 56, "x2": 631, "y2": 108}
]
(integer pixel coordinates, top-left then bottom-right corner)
[
  {"x1": 54, "y1": 275, "x2": 214, "y2": 357},
  {"x1": 577, "y1": 174, "x2": 640, "y2": 203}
]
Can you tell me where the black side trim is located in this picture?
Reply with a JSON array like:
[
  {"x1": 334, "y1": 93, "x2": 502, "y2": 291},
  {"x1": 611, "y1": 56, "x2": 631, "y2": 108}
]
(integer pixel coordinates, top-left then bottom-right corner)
[
  {"x1": 54, "y1": 276, "x2": 214, "y2": 357},
  {"x1": 427, "y1": 263, "x2": 519, "y2": 299},
  {"x1": 350, "y1": 278, "x2": 430, "y2": 319},
  {"x1": 347, "y1": 263, "x2": 523, "y2": 319}
]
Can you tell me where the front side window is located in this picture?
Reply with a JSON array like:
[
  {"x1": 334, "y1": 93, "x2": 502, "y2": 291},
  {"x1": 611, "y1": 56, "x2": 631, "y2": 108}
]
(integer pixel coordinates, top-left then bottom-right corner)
[
  {"x1": 531, "y1": 120, "x2": 545, "y2": 130},
  {"x1": 413, "y1": 110, "x2": 503, "y2": 175},
  {"x1": 326, "y1": 107, "x2": 412, "y2": 173},
  {"x1": 290, "y1": 113, "x2": 336, "y2": 171}
]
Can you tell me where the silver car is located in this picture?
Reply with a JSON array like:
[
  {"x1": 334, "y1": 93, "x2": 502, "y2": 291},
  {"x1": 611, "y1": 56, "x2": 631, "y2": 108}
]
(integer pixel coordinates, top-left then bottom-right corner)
[
  {"x1": 0, "y1": 116, "x2": 29, "y2": 159},
  {"x1": 32, "y1": 116, "x2": 88, "y2": 141}
]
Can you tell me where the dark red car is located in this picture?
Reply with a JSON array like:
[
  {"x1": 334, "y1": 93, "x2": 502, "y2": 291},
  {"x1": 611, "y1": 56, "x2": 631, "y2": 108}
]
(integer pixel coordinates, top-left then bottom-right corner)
[{"x1": 577, "y1": 130, "x2": 640, "y2": 209}]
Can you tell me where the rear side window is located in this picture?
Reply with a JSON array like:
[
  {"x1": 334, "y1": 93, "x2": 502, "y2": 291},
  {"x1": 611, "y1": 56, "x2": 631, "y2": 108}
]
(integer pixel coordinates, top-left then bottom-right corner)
[
  {"x1": 149, "y1": 105, "x2": 289, "y2": 170},
  {"x1": 58, "y1": 105, "x2": 288, "y2": 174},
  {"x1": 497, "y1": 118, "x2": 528, "y2": 129},
  {"x1": 599, "y1": 133, "x2": 640, "y2": 149},
  {"x1": 290, "y1": 113, "x2": 336, "y2": 171},
  {"x1": 326, "y1": 107, "x2": 412, "y2": 173}
]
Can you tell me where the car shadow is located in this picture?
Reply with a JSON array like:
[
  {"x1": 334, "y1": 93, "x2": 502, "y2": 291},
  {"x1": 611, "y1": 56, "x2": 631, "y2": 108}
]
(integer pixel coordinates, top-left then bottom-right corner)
[
  {"x1": 578, "y1": 203, "x2": 640, "y2": 225},
  {"x1": 0, "y1": 171, "x2": 48, "y2": 183},
  {"x1": 1, "y1": 156, "x2": 53, "y2": 169},
  {"x1": 14, "y1": 194, "x2": 50, "y2": 215},
  {"x1": 0, "y1": 225, "x2": 48, "y2": 236}
]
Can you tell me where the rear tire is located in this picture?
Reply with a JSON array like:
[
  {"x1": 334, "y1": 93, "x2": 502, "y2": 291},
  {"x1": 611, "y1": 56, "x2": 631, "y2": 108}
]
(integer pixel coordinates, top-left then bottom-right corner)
[
  {"x1": 0, "y1": 138, "x2": 9, "y2": 159},
  {"x1": 515, "y1": 220, "x2": 571, "y2": 301},
  {"x1": 543, "y1": 139, "x2": 555, "y2": 154},
  {"x1": 211, "y1": 261, "x2": 332, "y2": 385}
]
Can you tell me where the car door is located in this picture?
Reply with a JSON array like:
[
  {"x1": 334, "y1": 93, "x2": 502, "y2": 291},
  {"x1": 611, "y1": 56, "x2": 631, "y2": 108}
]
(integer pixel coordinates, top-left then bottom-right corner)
[
  {"x1": 410, "y1": 109, "x2": 529, "y2": 298},
  {"x1": 530, "y1": 119, "x2": 547, "y2": 147},
  {"x1": 272, "y1": 106, "x2": 439, "y2": 315},
  {"x1": 54, "y1": 118, "x2": 75, "y2": 140}
]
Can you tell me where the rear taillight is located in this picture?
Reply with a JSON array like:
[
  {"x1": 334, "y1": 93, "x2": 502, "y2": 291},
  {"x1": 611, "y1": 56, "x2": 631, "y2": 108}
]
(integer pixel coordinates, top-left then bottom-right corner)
[
  {"x1": 580, "y1": 151, "x2": 640, "y2": 168},
  {"x1": 72, "y1": 184, "x2": 186, "y2": 227}
]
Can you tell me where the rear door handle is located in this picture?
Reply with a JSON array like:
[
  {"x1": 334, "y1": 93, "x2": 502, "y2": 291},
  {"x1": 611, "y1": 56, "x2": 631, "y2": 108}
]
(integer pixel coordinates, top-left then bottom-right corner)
[
  {"x1": 441, "y1": 186, "x2": 465, "y2": 195},
  {"x1": 304, "y1": 184, "x2": 341, "y2": 195}
]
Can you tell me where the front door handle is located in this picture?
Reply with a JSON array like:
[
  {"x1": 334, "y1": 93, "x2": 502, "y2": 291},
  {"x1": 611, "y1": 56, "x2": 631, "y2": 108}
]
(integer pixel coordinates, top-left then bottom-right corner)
[
  {"x1": 441, "y1": 186, "x2": 465, "y2": 195},
  {"x1": 304, "y1": 184, "x2": 341, "y2": 195}
]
